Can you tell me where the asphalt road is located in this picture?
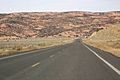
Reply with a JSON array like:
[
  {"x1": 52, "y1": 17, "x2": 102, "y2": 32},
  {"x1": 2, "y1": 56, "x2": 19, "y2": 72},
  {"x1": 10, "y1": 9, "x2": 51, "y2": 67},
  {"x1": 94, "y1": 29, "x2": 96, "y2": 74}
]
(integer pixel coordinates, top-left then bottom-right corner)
[{"x1": 0, "y1": 40, "x2": 120, "y2": 80}]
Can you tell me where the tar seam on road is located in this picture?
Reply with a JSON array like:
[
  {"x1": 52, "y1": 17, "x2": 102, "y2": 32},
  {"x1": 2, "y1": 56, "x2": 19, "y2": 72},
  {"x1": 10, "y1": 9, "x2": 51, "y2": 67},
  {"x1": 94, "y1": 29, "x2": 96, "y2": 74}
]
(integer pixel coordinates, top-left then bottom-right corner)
[
  {"x1": 83, "y1": 44, "x2": 120, "y2": 76},
  {"x1": 32, "y1": 62, "x2": 40, "y2": 67}
]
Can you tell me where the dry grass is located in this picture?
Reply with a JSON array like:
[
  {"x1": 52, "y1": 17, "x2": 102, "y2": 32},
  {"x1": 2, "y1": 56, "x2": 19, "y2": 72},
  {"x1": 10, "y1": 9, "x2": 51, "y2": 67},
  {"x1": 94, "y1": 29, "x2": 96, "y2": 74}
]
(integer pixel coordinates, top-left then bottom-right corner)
[
  {"x1": 83, "y1": 39, "x2": 120, "y2": 57},
  {"x1": 83, "y1": 24, "x2": 120, "y2": 57},
  {"x1": 0, "y1": 38, "x2": 75, "y2": 56},
  {"x1": 0, "y1": 49, "x2": 17, "y2": 56}
]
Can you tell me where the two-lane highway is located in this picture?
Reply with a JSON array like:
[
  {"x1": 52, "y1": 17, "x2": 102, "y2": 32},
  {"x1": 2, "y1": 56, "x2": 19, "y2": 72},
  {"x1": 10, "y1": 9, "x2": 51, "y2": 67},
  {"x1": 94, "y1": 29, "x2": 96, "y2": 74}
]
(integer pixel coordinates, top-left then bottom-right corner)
[{"x1": 0, "y1": 40, "x2": 120, "y2": 80}]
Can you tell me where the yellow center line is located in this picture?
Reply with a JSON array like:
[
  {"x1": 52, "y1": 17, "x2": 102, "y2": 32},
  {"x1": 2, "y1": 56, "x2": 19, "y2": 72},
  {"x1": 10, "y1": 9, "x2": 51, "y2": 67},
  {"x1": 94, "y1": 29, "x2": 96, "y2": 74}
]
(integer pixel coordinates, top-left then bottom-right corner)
[{"x1": 32, "y1": 62, "x2": 40, "y2": 67}]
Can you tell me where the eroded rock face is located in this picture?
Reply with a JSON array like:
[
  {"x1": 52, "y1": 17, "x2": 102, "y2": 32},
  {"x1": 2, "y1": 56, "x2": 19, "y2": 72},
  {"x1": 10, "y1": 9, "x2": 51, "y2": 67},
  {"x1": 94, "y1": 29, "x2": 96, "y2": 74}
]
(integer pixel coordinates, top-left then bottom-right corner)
[{"x1": 0, "y1": 11, "x2": 120, "y2": 40}]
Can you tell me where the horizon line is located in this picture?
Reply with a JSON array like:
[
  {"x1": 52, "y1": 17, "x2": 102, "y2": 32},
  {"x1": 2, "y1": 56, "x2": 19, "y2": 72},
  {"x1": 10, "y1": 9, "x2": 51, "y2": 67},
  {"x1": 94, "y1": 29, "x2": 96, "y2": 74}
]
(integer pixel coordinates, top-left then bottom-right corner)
[{"x1": 0, "y1": 10, "x2": 120, "y2": 14}]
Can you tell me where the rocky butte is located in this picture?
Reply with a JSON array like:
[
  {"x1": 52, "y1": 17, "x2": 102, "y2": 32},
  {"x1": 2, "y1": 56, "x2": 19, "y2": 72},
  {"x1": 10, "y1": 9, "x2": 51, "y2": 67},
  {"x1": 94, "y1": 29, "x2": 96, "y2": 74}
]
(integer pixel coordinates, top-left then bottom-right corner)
[{"x1": 0, "y1": 11, "x2": 120, "y2": 40}]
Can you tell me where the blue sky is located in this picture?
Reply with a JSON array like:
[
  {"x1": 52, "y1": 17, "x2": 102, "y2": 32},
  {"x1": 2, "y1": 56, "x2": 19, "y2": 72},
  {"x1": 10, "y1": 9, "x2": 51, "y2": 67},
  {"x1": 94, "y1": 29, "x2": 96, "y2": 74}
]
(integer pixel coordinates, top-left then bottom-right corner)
[{"x1": 0, "y1": 0, "x2": 120, "y2": 13}]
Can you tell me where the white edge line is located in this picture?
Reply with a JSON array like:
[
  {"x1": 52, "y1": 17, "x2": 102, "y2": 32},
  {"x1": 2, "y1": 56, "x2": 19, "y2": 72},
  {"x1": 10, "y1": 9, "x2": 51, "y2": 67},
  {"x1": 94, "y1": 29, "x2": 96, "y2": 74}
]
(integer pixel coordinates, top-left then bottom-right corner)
[
  {"x1": 83, "y1": 44, "x2": 120, "y2": 76},
  {"x1": 0, "y1": 51, "x2": 33, "y2": 60},
  {"x1": 0, "y1": 47, "x2": 50, "y2": 60},
  {"x1": 0, "y1": 42, "x2": 61, "y2": 60}
]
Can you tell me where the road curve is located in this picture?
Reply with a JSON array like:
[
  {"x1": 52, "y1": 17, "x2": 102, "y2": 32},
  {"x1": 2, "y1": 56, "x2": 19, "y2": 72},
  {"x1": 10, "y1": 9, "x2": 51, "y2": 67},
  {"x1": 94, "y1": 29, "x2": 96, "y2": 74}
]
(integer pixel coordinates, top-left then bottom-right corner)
[{"x1": 0, "y1": 40, "x2": 120, "y2": 80}]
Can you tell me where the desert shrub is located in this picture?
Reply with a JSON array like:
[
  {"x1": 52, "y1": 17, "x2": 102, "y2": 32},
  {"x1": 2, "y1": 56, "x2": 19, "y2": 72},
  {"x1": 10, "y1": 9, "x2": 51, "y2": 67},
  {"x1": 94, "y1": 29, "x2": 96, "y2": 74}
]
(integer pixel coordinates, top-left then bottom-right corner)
[
  {"x1": 15, "y1": 46, "x2": 23, "y2": 51},
  {"x1": 38, "y1": 43, "x2": 47, "y2": 46}
]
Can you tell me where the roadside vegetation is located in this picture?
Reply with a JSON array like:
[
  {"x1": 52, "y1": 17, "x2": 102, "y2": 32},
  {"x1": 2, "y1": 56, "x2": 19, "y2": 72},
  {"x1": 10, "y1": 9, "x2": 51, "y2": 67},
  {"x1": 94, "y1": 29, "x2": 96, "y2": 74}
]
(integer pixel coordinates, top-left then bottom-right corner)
[
  {"x1": 0, "y1": 38, "x2": 74, "y2": 56},
  {"x1": 83, "y1": 24, "x2": 120, "y2": 57}
]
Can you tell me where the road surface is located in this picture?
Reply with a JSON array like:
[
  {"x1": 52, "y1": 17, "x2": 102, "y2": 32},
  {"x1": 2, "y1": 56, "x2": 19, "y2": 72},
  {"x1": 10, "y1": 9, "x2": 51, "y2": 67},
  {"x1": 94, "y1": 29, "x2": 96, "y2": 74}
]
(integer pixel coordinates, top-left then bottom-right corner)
[{"x1": 0, "y1": 40, "x2": 120, "y2": 80}]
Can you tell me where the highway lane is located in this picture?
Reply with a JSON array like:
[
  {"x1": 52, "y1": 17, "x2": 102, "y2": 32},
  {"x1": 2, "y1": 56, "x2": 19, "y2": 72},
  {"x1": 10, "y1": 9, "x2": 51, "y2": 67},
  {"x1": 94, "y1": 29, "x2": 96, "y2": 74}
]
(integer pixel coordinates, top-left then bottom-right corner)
[{"x1": 0, "y1": 40, "x2": 120, "y2": 80}]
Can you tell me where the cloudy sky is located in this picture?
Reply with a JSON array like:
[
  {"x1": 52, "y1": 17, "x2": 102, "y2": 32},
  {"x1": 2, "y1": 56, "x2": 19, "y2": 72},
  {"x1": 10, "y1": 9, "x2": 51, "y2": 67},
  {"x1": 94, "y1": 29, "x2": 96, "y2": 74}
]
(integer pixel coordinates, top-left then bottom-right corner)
[{"x1": 0, "y1": 0, "x2": 120, "y2": 13}]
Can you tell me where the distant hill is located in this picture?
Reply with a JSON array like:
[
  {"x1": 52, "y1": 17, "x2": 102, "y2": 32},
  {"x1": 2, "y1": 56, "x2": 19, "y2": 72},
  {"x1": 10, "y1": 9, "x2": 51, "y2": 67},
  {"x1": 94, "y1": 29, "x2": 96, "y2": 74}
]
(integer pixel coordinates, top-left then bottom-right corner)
[{"x1": 0, "y1": 11, "x2": 120, "y2": 40}]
